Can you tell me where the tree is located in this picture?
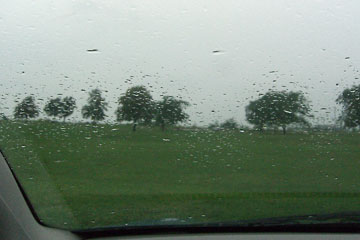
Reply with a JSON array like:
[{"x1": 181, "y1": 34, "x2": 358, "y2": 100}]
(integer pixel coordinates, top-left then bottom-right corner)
[
  {"x1": 220, "y1": 118, "x2": 238, "y2": 130},
  {"x1": 82, "y1": 89, "x2": 108, "y2": 122},
  {"x1": 155, "y1": 96, "x2": 189, "y2": 131},
  {"x1": 14, "y1": 96, "x2": 39, "y2": 120},
  {"x1": 245, "y1": 97, "x2": 268, "y2": 131},
  {"x1": 246, "y1": 91, "x2": 311, "y2": 134},
  {"x1": 44, "y1": 97, "x2": 76, "y2": 121},
  {"x1": 336, "y1": 84, "x2": 360, "y2": 129},
  {"x1": 60, "y1": 96, "x2": 76, "y2": 121},
  {"x1": 44, "y1": 97, "x2": 63, "y2": 119},
  {"x1": 0, "y1": 113, "x2": 7, "y2": 120},
  {"x1": 208, "y1": 121, "x2": 220, "y2": 130},
  {"x1": 116, "y1": 86, "x2": 154, "y2": 131}
]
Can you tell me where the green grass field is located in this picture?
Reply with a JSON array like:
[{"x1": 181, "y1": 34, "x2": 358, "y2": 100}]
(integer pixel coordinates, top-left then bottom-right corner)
[{"x1": 0, "y1": 120, "x2": 360, "y2": 229}]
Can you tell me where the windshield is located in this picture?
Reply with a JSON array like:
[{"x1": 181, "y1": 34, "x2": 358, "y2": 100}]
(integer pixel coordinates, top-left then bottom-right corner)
[{"x1": 1, "y1": 0, "x2": 360, "y2": 231}]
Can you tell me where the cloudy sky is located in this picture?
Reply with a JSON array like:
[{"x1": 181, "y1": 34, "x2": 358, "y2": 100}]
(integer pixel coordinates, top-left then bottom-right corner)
[{"x1": 1, "y1": 0, "x2": 360, "y2": 125}]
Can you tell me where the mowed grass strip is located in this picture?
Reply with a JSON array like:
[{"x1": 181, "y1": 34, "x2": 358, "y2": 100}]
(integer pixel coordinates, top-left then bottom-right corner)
[{"x1": 0, "y1": 120, "x2": 360, "y2": 229}]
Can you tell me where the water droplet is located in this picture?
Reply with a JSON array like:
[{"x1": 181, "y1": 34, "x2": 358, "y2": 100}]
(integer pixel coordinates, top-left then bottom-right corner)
[{"x1": 212, "y1": 50, "x2": 225, "y2": 55}]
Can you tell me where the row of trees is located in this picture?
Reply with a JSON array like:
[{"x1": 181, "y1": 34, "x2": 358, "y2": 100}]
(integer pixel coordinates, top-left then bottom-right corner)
[
  {"x1": 208, "y1": 118, "x2": 241, "y2": 130},
  {"x1": 9, "y1": 84, "x2": 360, "y2": 133},
  {"x1": 12, "y1": 86, "x2": 190, "y2": 131},
  {"x1": 244, "y1": 85, "x2": 359, "y2": 134}
]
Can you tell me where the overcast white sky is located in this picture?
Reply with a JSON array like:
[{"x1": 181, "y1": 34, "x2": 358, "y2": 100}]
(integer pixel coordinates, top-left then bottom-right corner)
[{"x1": 1, "y1": 0, "x2": 360, "y2": 126}]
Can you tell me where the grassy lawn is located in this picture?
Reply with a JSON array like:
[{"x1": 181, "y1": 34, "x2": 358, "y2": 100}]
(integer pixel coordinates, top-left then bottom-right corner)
[{"x1": 0, "y1": 120, "x2": 360, "y2": 229}]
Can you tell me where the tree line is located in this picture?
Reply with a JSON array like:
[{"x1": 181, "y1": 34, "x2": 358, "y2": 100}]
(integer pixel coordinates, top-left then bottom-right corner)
[
  {"x1": 7, "y1": 84, "x2": 360, "y2": 133},
  {"x1": 11, "y1": 86, "x2": 189, "y2": 132}
]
